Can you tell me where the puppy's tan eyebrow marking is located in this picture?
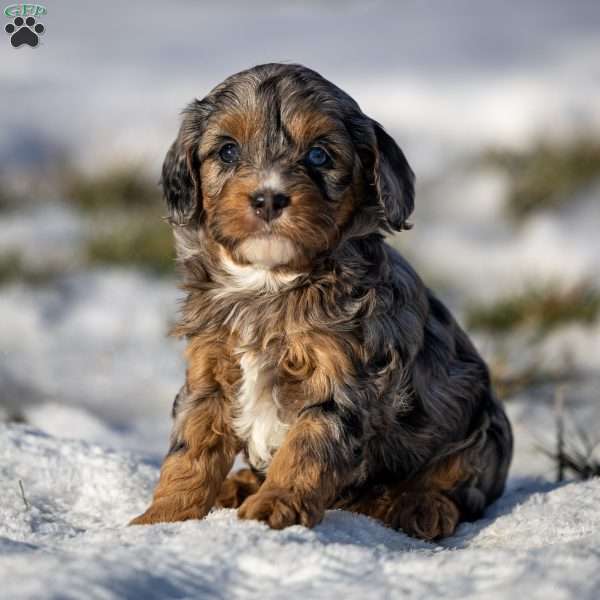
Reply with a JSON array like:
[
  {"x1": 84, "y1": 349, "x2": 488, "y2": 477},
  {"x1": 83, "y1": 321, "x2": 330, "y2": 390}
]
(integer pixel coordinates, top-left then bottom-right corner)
[
  {"x1": 215, "y1": 109, "x2": 262, "y2": 145},
  {"x1": 285, "y1": 112, "x2": 341, "y2": 146}
]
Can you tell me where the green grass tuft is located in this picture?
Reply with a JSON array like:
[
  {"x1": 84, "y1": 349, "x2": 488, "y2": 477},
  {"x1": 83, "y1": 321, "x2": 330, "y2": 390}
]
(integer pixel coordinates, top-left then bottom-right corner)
[
  {"x1": 466, "y1": 282, "x2": 600, "y2": 337},
  {"x1": 0, "y1": 252, "x2": 25, "y2": 284},
  {"x1": 490, "y1": 361, "x2": 575, "y2": 400},
  {"x1": 64, "y1": 165, "x2": 162, "y2": 213},
  {"x1": 0, "y1": 252, "x2": 64, "y2": 286},
  {"x1": 482, "y1": 138, "x2": 600, "y2": 219},
  {"x1": 62, "y1": 164, "x2": 176, "y2": 275},
  {"x1": 86, "y1": 217, "x2": 175, "y2": 275}
]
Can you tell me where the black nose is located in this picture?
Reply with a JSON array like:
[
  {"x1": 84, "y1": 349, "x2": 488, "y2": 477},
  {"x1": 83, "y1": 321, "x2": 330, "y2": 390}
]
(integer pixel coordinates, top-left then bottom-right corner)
[{"x1": 250, "y1": 191, "x2": 290, "y2": 222}]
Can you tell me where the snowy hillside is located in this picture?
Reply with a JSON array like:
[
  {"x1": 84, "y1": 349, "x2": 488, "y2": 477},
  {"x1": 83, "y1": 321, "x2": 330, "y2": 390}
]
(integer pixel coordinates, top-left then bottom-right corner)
[{"x1": 2, "y1": 425, "x2": 600, "y2": 600}]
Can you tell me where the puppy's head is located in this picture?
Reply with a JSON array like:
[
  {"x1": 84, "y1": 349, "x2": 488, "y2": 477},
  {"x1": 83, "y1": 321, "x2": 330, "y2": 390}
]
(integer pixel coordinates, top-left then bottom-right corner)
[{"x1": 163, "y1": 63, "x2": 414, "y2": 269}]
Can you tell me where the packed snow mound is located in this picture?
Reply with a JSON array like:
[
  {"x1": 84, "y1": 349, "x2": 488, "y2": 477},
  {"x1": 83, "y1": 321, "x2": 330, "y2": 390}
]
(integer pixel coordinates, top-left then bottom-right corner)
[{"x1": 1, "y1": 425, "x2": 600, "y2": 600}]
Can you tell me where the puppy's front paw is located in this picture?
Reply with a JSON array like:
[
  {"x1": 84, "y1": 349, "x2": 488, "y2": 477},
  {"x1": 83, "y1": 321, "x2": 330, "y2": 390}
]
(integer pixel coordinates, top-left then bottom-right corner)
[
  {"x1": 238, "y1": 488, "x2": 323, "y2": 529},
  {"x1": 129, "y1": 498, "x2": 205, "y2": 526}
]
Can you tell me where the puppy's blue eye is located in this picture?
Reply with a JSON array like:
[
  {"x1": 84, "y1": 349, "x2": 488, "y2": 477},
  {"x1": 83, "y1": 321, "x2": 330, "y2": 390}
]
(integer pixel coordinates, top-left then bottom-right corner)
[
  {"x1": 306, "y1": 147, "x2": 329, "y2": 167},
  {"x1": 219, "y1": 142, "x2": 240, "y2": 164}
]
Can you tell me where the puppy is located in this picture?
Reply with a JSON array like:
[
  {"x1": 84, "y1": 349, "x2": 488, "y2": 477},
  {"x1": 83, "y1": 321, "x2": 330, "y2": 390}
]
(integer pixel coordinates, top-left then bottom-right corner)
[{"x1": 131, "y1": 63, "x2": 512, "y2": 540}]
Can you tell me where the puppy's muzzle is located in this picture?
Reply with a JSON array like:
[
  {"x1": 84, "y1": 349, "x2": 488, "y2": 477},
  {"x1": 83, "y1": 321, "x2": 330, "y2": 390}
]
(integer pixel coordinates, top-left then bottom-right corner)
[{"x1": 250, "y1": 190, "x2": 290, "y2": 223}]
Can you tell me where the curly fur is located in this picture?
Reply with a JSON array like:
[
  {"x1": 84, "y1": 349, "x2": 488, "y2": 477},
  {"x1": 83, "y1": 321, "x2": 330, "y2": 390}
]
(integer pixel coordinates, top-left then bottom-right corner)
[{"x1": 131, "y1": 63, "x2": 512, "y2": 540}]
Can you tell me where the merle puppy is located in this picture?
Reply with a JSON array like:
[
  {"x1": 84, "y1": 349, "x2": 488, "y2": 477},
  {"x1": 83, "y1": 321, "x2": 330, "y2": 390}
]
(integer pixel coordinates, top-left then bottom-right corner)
[{"x1": 131, "y1": 63, "x2": 512, "y2": 540}]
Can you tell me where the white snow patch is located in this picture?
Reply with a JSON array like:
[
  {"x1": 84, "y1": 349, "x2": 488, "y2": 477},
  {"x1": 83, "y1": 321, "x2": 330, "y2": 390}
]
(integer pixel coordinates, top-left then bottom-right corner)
[
  {"x1": 0, "y1": 269, "x2": 184, "y2": 457},
  {"x1": 403, "y1": 175, "x2": 600, "y2": 305},
  {"x1": 1, "y1": 425, "x2": 599, "y2": 600}
]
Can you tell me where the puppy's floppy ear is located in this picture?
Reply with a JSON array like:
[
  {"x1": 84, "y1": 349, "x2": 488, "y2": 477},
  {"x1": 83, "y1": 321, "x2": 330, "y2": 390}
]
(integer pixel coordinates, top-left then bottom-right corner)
[
  {"x1": 370, "y1": 120, "x2": 415, "y2": 231},
  {"x1": 161, "y1": 100, "x2": 210, "y2": 226},
  {"x1": 161, "y1": 136, "x2": 199, "y2": 225}
]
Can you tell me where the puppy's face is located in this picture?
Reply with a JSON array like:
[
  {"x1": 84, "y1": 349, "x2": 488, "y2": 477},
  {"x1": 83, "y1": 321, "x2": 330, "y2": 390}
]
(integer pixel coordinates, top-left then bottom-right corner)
[
  {"x1": 162, "y1": 64, "x2": 415, "y2": 269},
  {"x1": 198, "y1": 95, "x2": 359, "y2": 268}
]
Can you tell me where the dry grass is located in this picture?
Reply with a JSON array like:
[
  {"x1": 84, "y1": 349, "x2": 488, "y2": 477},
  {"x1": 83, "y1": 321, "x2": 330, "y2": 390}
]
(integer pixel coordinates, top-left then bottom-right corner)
[
  {"x1": 0, "y1": 253, "x2": 66, "y2": 286},
  {"x1": 466, "y1": 282, "x2": 598, "y2": 399},
  {"x1": 65, "y1": 164, "x2": 175, "y2": 275},
  {"x1": 540, "y1": 390, "x2": 600, "y2": 482},
  {"x1": 63, "y1": 165, "x2": 162, "y2": 213},
  {"x1": 86, "y1": 217, "x2": 175, "y2": 275},
  {"x1": 0, "y1": 174, "x2": 24, "y2": 212},
  {"x1": 490, "y1": 361, "x2": 575, "y2": 400},
  {"x1": 0, "y1": 164, "x2": 176, "y2": 281},
  {"x1": 466, "y1": 282, "x2": 600, "y2": 339},
  {"x1": 482, "y1": 138, "x2": 600, "y2": 220}
]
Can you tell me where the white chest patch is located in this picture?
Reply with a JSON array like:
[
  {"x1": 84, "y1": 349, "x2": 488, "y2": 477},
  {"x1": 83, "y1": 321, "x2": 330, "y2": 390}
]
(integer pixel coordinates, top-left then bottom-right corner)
[
  {"x1": 234, "y1": 351, "x2": 290, "y2": 470},
  {"x1": 219, "y1": 248, "x2": 301, "y2": 289}
]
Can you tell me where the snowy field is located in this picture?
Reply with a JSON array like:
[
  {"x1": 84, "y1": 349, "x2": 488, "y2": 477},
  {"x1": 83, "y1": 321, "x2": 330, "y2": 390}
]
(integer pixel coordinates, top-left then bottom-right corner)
[
  {"x1": 2, "y1": 425, "x2": 600, "y2": 600},
  {"x1": 2, "y1": 1, "x2": 600, "y2": 598}
]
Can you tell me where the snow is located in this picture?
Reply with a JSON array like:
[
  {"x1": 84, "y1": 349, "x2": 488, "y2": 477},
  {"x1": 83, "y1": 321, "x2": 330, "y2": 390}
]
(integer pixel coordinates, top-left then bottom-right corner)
[
  {"x1": 0, "y1": 269, "x2": 182, "y2": 457},
  {"x1": 1, "y1": 424, "x2": 599, "y2": 600},
  {"x1": 403, "y1": 173, "x2": 600, "y2": 304},
  {"x1": 0, "y1": 204, "x2": 85, "y2": 270}
]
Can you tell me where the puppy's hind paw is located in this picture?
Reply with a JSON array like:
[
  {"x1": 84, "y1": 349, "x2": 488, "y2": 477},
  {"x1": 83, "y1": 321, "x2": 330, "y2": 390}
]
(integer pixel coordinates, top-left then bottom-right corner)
[
  {"x1": 216, "y1": 468, "x2": 263, "y2": 509},
  {"x1": 392, "y1": 492, "x2": 460, "y2": 540}
]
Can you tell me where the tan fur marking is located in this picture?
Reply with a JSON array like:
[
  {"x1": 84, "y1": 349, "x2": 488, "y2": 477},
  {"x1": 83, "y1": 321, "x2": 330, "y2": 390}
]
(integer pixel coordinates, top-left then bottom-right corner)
[
  {"x1": 204, "y1": 171, "x2": 264, "y2": 241},
  {"x1": 335, "y1": 453, "x2": 468, "y2": 540},
  {"x1": 276, "y1": 333, "x2": 356, "y2": 415},
  {"x1": 216, "y1": 110, "x2": 261, "y2": 145},
  {"x1": 391, "y1": 492, "x2": 460, "y2": 540},
  {"x1": 130, "y1": 397, "x2": 238, "y2": 525},
  {"x1": 286, "y1": 111, "x2": 339, "y2": 145},
  {"x1": 131, "y1": 335, "x2": 240, "y2": 526},
  {"x1": 238, "y1": 416, "x2": 341, "y2": 529},
  {"x1": 185, "y1": 334, "x2": 240, "y2": 399},
  {"x1": 422, "y1": 453, "x2": 471, "y2": 492},
  {"x1": 216, "y1": 468, "x2": 264, "y2": 509}
]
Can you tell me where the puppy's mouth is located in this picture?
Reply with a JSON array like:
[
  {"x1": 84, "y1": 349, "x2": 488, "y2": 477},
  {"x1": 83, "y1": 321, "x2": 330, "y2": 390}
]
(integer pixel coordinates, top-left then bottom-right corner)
[{"x1": 233, "y1": 235, "x2": 298, "y2": 268}]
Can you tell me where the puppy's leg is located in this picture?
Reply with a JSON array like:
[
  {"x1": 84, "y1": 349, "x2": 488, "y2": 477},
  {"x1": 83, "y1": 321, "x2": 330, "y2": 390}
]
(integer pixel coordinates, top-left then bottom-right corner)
[
  {"x1": 216, "y1": 468, "x2": 264, "y2": 509},
  {"x1": 238, "y1": 406, "x2": 355, "y2": 529},
  {"x1": 130, "y1": 387, "x2": 238, "y2": 525},
  {"x1": 338, "y1": 455, "x2": 464, "y2": 540},
  {"x1": 342, "y1": 407, "x2": 513, "y2": 540}
]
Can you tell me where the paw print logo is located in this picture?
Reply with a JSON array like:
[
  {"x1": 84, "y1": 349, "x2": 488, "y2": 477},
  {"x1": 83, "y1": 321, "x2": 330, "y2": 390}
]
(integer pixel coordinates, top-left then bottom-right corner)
[{"x1": 5, "y1": 16, "x2": 45, "y2": 47}]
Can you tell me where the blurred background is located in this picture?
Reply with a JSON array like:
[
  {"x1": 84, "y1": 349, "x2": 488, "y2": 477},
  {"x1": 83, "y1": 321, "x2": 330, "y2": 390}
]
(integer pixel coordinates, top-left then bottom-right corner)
[{"x1": 1, "y1": 0, "x2": 599, "y2": 480}]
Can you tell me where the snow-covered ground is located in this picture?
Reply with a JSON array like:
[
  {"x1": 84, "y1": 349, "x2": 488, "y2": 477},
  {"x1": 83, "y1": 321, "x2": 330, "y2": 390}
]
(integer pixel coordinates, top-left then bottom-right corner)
[
  {"x1": 2, "y1": 425, "x2": 600, "y2": 600},
  {"x1": 0, "y1": 267, "x2": 182, "y2": 457}
]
